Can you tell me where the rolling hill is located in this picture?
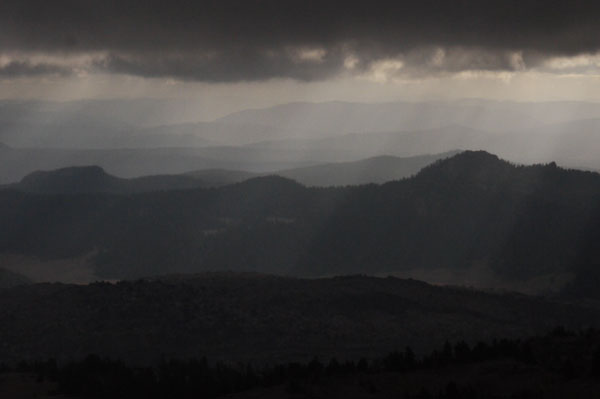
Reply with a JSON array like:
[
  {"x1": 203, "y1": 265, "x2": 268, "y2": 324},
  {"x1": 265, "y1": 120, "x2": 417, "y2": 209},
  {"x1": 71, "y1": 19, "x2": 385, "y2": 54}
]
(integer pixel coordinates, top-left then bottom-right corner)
[{"x1": 0, "y1": 273, "x2": 597, "y2": 364}]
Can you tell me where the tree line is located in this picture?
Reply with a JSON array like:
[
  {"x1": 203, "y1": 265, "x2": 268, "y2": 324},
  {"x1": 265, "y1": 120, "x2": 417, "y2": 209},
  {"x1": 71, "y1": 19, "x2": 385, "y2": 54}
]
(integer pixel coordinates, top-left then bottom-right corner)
[{"x1": 4, "y1": 327, "x2": 600, "y2": 398}]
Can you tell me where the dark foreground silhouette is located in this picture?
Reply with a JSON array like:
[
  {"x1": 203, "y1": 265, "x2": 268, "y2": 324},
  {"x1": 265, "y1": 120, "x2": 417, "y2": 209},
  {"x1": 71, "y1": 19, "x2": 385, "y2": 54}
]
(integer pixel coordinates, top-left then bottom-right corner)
[
  {"x1": 3, "y1": 328, "x2": 600, "y2": 398},
  {"x1": 1, "y1": 274, "x2": 598, "y2": 365}
]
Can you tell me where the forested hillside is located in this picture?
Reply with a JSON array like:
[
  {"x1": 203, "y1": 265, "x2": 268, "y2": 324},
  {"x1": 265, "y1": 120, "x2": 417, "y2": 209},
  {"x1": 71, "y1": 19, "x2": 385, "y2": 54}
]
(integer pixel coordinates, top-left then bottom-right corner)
[
  {"x1": 2, "y1": 151, "x2": 600, "y2": 297},
  {"x1": 0, "y1": 274, "x2": 597, "y2": 365}
]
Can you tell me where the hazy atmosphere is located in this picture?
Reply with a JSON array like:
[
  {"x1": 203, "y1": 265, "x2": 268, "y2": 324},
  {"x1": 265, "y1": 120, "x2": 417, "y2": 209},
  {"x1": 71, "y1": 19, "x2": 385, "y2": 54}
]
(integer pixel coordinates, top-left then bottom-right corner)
[
  {"x1": 3, "y1": 2, "x2": 600, "y2": 398},
  {"x1": 1, "y1": 2, "x2": 600, "y2": 180}
]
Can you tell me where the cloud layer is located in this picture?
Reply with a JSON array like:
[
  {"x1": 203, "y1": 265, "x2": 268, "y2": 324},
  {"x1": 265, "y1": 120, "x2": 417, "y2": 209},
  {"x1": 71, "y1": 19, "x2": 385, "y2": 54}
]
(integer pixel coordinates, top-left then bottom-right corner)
[{"x1": 1, "y1": 1, "x2": 599, "y2": 81}]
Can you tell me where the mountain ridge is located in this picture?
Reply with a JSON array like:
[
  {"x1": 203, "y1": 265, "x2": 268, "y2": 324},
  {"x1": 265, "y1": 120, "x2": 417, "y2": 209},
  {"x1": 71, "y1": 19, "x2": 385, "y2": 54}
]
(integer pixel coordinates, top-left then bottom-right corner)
[
  {"x1": 4, "y1": 151, "x2": 459, "y2": 193},
  {"x1": 13, "y1": 165, "x2": 206, "y2": 194},
  {"x1": 3, "y1": 151, "x2": 600, "y2": 298}
]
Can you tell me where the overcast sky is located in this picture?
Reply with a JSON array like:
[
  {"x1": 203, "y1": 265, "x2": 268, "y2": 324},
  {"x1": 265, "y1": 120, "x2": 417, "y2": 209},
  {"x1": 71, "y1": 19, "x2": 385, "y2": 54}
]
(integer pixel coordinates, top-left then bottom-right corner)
[{"x1": 1, "y1": 0, "x2": 600, "y2": 117}]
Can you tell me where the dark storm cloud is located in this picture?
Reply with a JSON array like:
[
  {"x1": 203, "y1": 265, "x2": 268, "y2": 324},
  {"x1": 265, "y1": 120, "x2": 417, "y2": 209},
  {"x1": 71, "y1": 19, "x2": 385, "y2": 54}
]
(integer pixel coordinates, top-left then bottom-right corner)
[
  {"x1": 0, "y1": 0, "x2": 599, "y2": 81},
  {"x1": 94, "y1": 48, "x2": 347, "y2": 81},
  {"x1": 0, "y1": 61, "x2": 71, "y2": 78}
]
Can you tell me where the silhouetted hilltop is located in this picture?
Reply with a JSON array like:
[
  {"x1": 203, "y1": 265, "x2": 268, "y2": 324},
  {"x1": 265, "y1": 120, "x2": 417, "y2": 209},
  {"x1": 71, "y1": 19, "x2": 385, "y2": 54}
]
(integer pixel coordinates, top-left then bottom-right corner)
[
  {"x1": 11, "y1": 166, "x2": 306, "y2": 195},
  {"x1": 18, "y1": 166, "x2": 120, "y2": 194},
  {"x1": 11, "y1": 166, "x2": 207, "y2": 194},
  {"x1": 4, "y1": 151, "x2": 456, "y2": 193},
  {"x1": 417, "y1": 150, "x2": 507, "y2": 180}
]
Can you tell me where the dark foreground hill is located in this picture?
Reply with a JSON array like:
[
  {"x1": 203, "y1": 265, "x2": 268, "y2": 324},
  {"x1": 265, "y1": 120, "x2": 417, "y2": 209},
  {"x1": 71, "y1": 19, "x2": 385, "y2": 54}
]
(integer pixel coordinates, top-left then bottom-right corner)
[
  {"x1": 5, "y1": 328, "x2": 600, "y2": 398},
  {"x1": 0, "y1": 273, "x2": 597, "y2": 365},
  {"x1": 3, "y1": 151, "x2": 600, "y2": 297}
]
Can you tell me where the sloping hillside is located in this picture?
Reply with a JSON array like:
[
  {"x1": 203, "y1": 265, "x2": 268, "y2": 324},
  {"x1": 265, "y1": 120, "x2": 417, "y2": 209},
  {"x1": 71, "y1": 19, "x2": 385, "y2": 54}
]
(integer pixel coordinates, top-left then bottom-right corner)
[
  {"x1": 275, "y1": 152, "x2": 459, "y2": 186},
  {"x1": 0, "y1": 273, "x2": 597, "y2": 364}
]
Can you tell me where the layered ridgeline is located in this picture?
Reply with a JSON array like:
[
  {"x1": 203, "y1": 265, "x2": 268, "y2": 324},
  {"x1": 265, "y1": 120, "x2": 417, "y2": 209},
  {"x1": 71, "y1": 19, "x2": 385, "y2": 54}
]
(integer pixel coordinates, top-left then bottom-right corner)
[
  {"x1": 2, "y1": 152, "x2": 456, "y2": 192},
  {"x1": 273, "y1": 152, "x2": 459, "y2": 186},
  {"x1": 2, "y1": 151, "x2": 600, "y2": 297},
  {"x1": 0, "y1": 273, "x2": 598, "y2": 364},
  {"x1": 4, "y1": 99, "x2": 600, "y2": 183},
  {"x1": 4, "y1": 99, "x2": 600, "y2": 148},
  {"x1": 7, "y1": 166, "x2": 208, "y2": 194}
]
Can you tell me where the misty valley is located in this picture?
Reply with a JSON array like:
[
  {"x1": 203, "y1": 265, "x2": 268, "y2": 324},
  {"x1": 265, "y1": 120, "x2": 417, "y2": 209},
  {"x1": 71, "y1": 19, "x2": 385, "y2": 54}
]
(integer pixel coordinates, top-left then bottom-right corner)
[{"x1": 3, "y1": 2, "x2": 600, "y2": 394}]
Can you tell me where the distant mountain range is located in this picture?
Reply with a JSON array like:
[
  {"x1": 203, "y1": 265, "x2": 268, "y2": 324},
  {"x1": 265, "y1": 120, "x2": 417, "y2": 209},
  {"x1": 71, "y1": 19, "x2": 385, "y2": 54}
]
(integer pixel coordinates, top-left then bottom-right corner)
[
  {"x1": 2, "y1": 99, "x2": 600, "y2": 172},
  {"x1": 2, "y1": 152, "x2": 457, "y2": 191},
  {"x1": 9, "y1": 166, "x2": 205, "y2": 194},
  {"x1": 3, "y1": 116, "x2": 600, "y2": 184},
  {"x1": 3, "y1": 151, "x2": 600, "y2": 298},
  {"x1": 248, "y1": 119, "x2": 600, "y2": 171},
  {"x1": 274, "y1": 152, "x2": 460, "y2": 186},
  {"x1": 0, "y1": 144, "x2": 318, "y2": 184},
  {"x1": 215, "y1": 100, "x2": 600, "y2": 138},
  {"x1": 0, "y1": 273, "x2": 597, "y2": 364}
]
